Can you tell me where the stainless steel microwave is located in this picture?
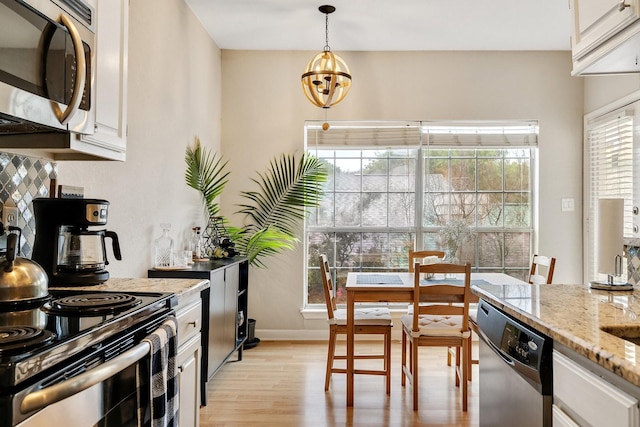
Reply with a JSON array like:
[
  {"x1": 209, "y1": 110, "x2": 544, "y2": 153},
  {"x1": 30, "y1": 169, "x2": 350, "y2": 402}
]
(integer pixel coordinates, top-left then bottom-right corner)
[{"x1": 0, "y1": 0, "x2": 95, "y2": 135}]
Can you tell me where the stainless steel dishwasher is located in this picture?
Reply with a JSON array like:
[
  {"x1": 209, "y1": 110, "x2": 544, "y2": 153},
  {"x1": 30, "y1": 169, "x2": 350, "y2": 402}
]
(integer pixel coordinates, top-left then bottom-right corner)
[{"x1": 476, "y1": 299, "x2": 553, "y2": 427}]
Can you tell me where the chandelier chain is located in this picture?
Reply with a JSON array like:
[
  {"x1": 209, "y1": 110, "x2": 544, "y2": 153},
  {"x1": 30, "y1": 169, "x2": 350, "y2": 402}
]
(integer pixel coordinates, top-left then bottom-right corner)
[{"x1": 324, "y1": 13, "x2": 330, "y2": 52}]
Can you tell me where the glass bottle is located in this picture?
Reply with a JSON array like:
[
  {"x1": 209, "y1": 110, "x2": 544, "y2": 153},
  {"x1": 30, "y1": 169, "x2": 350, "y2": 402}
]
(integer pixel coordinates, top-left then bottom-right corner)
[
  {"x1": 154, "y1": 223, "x2": 174, "y2": 268},
  {"x1": 189, "y1": 227, "x2": 197, "y2": 258},
  {"x1": 190, "y1": 226, "x2": 202, "y2": 260}
]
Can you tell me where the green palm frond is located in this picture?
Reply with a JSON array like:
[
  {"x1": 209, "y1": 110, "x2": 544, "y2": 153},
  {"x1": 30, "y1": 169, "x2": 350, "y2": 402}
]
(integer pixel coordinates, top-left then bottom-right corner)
[
  {"x1": 228, "y1": 226, "x2": 298, "y2": 268},
  {"x1": 185, "y1": 137, "x2": 230, "y2": 217},
  {"x1": 236, "y1": 153, "x2": 327, "y2": 237}
]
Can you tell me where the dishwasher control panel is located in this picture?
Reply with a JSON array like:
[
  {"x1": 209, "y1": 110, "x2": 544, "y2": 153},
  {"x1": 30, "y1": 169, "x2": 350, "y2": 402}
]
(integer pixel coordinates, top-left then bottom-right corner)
[{"x1": 501, "y1": 322, "x2": 544, "y2": 368}]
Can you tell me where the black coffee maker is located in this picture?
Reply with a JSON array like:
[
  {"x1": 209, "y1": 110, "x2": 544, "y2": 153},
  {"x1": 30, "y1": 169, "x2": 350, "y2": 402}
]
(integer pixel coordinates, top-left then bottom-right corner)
[{"x1": 32, "y1": 198, "x2": 122, "y2": 285}]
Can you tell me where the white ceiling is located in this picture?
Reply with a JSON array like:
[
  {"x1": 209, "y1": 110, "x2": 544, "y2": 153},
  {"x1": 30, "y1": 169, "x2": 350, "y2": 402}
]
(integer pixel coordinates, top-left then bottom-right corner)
[{"x1": 185, "y1": 0, "x2": 571, "y2": 52}]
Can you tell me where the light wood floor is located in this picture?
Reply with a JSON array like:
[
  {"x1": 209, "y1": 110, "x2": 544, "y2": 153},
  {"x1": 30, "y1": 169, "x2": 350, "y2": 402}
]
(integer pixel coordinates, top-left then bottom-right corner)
[{"x1": 200, "y1": 340, "x2": 479, "y2": 427}]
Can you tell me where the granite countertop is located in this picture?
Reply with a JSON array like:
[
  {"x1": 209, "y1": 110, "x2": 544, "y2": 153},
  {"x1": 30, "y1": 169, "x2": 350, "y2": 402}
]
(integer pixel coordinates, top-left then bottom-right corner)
[
  {"x1": 52, "y1": 277, "x2": 210, "y2": 300},
  {"x1": 473, "y1": 283, "x2": 640, "y2": 388}
]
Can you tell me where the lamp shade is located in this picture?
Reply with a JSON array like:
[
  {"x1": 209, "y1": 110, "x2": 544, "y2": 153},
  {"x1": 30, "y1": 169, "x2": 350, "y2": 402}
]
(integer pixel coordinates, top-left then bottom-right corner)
[{"x1": 596, "y1": 198, "x2": 624, "y2": 275}]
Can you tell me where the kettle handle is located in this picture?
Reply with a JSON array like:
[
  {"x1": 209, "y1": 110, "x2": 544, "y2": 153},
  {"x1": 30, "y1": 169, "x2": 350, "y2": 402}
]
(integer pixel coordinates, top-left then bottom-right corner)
[
  {"x1": 5, "y1": 232, "x2": 17, "y2": 272},
  {"x1": 105, "y1": 231, "x2": 122, "y2": 261}
]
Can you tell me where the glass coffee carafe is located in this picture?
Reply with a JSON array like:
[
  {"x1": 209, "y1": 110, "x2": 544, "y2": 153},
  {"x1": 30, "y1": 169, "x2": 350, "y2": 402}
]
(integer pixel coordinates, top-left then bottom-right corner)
[{"x1": 57, "y1": 227, "x2": 121, "y2": 273}]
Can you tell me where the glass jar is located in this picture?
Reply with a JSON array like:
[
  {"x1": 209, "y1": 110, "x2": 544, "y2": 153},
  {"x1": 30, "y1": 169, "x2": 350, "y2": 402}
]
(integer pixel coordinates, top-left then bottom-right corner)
[{"x1": 154, "y1": 223, "x2": 174, "y2": 268}]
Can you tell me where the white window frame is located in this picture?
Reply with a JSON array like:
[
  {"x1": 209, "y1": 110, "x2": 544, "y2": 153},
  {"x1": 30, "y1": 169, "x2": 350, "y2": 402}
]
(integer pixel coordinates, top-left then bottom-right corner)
[{"x1": 304, "y1": 120, "x2": 539, "y2": 311}]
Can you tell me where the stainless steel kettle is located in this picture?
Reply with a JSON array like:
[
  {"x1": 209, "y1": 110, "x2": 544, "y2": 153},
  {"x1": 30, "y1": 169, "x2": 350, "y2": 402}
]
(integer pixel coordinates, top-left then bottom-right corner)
[{"x1": 0, "y1": 232, "x2": 48, "y2": 303}]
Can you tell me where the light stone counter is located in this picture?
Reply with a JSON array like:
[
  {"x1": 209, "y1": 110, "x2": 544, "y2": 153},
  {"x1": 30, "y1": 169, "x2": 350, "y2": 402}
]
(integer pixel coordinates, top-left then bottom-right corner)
[
  {"x1": 473, "y1": 282, "x2": 640, "y2": 388},
  {"x1": 52, "y1": 277, "x2": 210, "y2": 300}
]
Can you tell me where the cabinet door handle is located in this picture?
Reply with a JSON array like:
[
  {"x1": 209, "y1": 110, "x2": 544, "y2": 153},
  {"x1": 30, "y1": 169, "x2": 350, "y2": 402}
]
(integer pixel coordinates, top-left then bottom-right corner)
[
  {"x1": 619, "y1": 1, "x2": 631, "y2": 11},
  {"x1": 188, "y1": 320, "x2": 197, "y2": 328}
]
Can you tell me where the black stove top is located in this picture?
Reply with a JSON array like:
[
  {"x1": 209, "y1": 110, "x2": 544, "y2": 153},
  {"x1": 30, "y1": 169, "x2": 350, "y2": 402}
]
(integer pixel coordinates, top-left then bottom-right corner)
[
  {"x1": 0, "y1": 289, "x2": 176, "y2": 390},
  {"x1": 0, "y1": 327, "x2": 55, "y2": 356}
]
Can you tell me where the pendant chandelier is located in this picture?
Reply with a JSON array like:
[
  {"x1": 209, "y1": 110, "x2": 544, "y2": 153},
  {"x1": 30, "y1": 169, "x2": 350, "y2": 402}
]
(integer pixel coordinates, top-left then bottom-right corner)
[{"x1": 301, "y1": 5, "x2": 352, "y2": 110}]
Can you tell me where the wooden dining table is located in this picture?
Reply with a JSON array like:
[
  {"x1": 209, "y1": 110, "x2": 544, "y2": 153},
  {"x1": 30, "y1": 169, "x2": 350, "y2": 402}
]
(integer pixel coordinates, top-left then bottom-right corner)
[{"x1": 344, "y1": 271, "x2": 527, "y2": 406}]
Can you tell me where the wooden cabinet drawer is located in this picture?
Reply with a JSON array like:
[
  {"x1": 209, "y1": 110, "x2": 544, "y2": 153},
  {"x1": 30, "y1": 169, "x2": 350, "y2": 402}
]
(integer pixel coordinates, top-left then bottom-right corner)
[{"x1": 176, "y1": 300, "x2": 202, "y2": 347}]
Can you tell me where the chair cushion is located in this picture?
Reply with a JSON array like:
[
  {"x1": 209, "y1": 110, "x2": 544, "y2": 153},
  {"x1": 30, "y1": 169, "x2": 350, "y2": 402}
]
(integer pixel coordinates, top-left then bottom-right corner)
[
  {"x1": 332, "y1": 307, "x2": 392, "y2": 326},
  {"x1": 401, "y1": 314, "x2": 469, "y2": 337}
]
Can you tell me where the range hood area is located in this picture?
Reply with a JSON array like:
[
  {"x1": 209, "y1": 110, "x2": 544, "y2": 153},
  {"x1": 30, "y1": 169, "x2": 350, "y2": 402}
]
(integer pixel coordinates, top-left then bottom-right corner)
[
  {"x1": 0, "y1": 93, "x2": 121, "y2": 161},
  {"x1": 0, "y1": 101, "x2": 124, "y2": 161},
  {"x1": 0, "y1": 131, "x2": 116, "y2": 161}
]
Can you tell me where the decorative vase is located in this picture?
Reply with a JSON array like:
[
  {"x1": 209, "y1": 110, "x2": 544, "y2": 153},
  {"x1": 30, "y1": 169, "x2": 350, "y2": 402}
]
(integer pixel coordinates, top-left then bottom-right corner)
[{"x1": 442, "y1": 247, "x2": 459, "y2": 279}]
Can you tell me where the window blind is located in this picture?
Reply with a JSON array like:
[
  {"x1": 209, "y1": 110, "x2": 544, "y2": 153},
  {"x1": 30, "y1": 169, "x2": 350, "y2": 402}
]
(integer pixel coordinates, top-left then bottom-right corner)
[
  {"x1": 423, "y1": 121, "x2": 538, "y2": 147},
  {"x1": 586, "y1": 109, "x2": 634, "y2": 282},
  {"x1": 306, "y1": 121, "x2": 421, "y2": 148},
  {"x1": 305, "y1": 120, "x2": 538, "y2": 148}
]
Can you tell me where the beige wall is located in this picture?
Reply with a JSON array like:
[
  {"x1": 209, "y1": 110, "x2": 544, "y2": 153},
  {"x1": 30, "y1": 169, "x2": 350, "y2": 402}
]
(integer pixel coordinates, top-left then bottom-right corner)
[
  {"x1": 221, "y1": 50, "x2": 584, "y2": 336},
  {"x1": 57, "y1": 0, "x2": 222, "y2": 277},
  {"x1": 584, "y1": 75, "x2": 640, "y2": 113}
]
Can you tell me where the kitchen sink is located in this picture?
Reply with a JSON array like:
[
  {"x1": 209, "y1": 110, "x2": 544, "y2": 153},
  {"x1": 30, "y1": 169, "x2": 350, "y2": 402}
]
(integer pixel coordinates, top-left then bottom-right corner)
[{"x1": 600, "y1": 325, "x2": 640, "y2": 346}]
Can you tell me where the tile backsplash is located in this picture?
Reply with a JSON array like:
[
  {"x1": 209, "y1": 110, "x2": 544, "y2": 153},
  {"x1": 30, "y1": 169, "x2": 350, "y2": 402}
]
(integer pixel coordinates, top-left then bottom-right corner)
[
  {"x1": 0, "y1": 152, "x2": 57, "y2": 256},
  {"x1": 627, "y1": 246, "x2": 640, "y2": 286}
]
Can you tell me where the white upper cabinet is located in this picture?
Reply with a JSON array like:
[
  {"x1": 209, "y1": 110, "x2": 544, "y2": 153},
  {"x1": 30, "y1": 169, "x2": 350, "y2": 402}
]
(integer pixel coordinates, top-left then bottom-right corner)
[
  {"x1": 570, "y1": 0, "x2": 640, "y2": 75},
  {"x1": 79, "y1": 0, "x2": 129, "y2": 160}
]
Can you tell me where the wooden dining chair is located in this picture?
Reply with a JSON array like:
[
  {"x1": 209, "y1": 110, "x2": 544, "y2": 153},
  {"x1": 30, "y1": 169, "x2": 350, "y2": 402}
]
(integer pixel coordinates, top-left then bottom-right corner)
[
  {"x1": 319, "y1": 254, "x2": 393, "y2": 394},
  {"x1": 408, "y1": 249, "x2": 459, "y2": 367},
  {"x1": 408, "y1": 249, "x2": 445, "y2": 272},
  {"x1": 401, "y1": 261, "x2": 471, "y2": 411},
  {"x1": 528, "y1": 254, "x2": 556, "y2": 284}
]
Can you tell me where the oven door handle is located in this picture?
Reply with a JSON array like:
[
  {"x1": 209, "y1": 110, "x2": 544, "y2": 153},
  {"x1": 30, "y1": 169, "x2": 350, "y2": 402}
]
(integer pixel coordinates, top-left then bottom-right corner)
[{"x1": 20, "y1": 341, "x2": 151, "y2": 414}]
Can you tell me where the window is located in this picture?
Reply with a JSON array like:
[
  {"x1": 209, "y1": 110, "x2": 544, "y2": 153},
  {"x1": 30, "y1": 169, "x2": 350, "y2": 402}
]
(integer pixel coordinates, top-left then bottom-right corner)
[
  {"x1": 585, "y1": 107, "x2": 634, "y2": 282},
  {"x1": 305, "y1": 121, "x2": 538, "y2": 307}
]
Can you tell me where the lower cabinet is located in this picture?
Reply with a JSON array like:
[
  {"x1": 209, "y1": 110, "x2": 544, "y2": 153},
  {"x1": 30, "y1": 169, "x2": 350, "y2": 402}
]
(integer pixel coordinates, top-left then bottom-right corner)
[
  {"x1": 148, "y1": 258, "x2": 249, "y2": 406},
  {"x1": 175, "y1": 292, "x2": 202, "y2": 427},
  {"x1": 553, "y1": 350, "x2": 640, "y2": 426},
  {"x1": 177, "y1": 334, "x2": 201, "y2": 427},
  {"x1": 208, "y1": 264, "x2": 242, "y2": 379}
]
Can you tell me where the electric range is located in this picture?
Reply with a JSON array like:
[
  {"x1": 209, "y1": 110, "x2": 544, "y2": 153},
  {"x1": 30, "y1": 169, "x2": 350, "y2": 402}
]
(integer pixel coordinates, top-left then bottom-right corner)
[{"x1": 0, "y1": 288, "x2": 177, "y2": 426}]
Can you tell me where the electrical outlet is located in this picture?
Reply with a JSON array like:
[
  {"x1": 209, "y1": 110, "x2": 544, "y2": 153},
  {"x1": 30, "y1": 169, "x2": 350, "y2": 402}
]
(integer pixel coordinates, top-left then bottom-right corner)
[{"x1": 2, "y1": 206, "x2": 18, "y2": 228}]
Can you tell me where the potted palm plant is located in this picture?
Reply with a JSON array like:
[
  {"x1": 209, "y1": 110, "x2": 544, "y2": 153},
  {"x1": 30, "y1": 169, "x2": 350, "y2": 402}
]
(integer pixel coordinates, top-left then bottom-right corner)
[{"x1": 185, "y1": 137, "x2": 327, "y2": 267}]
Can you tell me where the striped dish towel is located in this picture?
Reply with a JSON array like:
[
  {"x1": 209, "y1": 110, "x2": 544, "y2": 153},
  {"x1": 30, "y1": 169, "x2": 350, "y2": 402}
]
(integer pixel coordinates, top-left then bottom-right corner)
[{"x1": 139, "y1": 316, "x2": 179, "y2": 427}]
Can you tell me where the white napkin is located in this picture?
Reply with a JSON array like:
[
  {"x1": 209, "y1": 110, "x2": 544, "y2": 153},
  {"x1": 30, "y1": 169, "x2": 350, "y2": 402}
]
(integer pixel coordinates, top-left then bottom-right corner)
[{"x1": 422, "y1": 255, "x2": 441, "y2": 265}]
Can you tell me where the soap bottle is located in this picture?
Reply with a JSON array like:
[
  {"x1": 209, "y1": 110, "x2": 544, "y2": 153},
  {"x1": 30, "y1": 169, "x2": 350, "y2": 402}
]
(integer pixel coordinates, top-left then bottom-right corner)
[{"x1": 154, "y1": 223, "x2": 174, "y2": 268}]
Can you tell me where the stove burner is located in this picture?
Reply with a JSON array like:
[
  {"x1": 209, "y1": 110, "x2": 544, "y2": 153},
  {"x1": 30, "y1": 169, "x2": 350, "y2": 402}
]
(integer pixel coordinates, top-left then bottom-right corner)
[
  {"x1": 0, "y1": 326, "x2": 55, "y2": 355},
  {"x1": 46, "y1": 293, "x2": 142, "y2": 315}
]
